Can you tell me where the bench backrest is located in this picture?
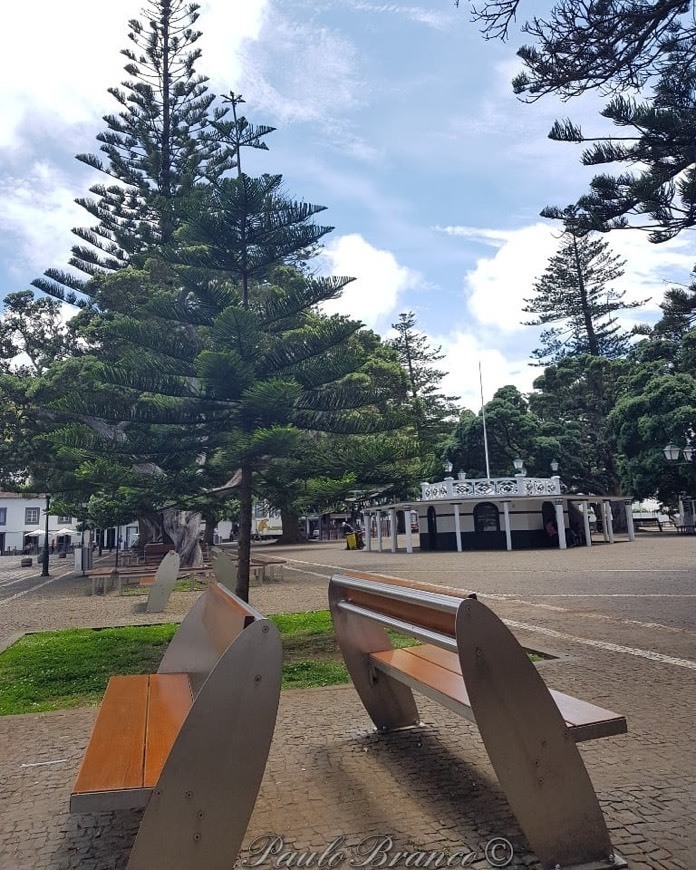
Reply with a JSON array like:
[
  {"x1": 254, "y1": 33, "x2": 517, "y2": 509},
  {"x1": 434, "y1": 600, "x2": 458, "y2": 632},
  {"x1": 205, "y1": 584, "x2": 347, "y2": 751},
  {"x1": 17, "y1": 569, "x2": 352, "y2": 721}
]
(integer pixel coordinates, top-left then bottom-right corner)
[
  {"x1": 329, "y1": 572, "x2": 476, "y2": 649},
  {"x1": 145, "y1": 550, "x2": 181, "y2": 613},
  {"x1": 158, "y1": 581, "x2": 266, "y2": 696}
]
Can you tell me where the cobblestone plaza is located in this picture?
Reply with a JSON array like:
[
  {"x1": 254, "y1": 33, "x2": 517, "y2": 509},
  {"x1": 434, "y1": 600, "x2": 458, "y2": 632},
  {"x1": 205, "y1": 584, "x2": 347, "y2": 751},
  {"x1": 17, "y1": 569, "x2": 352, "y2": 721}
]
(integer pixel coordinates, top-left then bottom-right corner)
[{"x1": 0, "y1": 536, "x2": 694, "y2": 869}]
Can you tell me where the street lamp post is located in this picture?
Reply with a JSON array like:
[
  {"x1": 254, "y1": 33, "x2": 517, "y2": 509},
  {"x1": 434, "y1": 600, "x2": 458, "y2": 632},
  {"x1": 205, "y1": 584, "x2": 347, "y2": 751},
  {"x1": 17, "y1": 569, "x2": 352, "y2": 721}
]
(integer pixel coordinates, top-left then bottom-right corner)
[
  {"x1": 40, "y1": 494, "x2": 50, "y2": 578},
  {"x1": 663, "y1": 442, "x2": 695, "y2": 528}
]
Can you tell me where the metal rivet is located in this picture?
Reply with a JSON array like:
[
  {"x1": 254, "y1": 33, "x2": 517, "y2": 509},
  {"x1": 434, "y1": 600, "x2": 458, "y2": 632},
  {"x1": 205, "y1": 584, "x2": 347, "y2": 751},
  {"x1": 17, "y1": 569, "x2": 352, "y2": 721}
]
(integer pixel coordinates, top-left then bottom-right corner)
[
  {"x1": 254, "y1": 674, "x2": 262, "y2": 682},
  {"x1": 197, "y1": 811, "x2": 204, "y2": 819},
  {"x1": 537, "y1": 777, "x2": 544, "y2": 785},
  {"x1": 185, "y1": 791, "x2": 193, "y2": 799},
  {"x1": 193, "y1": 833, "x2": 201, "y2": 841},
  {"x1": 262, "y1": 624, "x2": 269, "y2": 632},
  {"x1": 476, "y1": 647, "x2": 483, "y2": 657}
]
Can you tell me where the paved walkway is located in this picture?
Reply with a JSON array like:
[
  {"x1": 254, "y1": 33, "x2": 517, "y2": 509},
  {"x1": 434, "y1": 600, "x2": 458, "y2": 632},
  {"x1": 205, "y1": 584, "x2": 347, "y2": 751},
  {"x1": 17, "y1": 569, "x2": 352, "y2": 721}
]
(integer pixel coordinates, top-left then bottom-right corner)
[{"x1": 0, "y1": 536, "x2": 694, "y2": 868}]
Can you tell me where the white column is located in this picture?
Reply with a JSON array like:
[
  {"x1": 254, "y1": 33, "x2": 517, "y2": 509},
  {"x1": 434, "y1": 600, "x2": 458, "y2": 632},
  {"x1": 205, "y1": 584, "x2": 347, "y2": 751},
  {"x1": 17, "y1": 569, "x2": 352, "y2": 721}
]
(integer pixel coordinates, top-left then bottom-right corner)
[
  {"x1": 453, "y1": 504, "x2": 462, "y2": 553},
  {"x1": 605, "y1": 501, "x2": 615, "y2": 543},
  {"x1": 404, "y1": 511, "x2": 413, "y2": 554},
  {"x1": 602, "y1": 501, "x2": 609, "y2": 544},
  {"x1": 582, "y1": 500, "x2": 592, "y2": 547},
  {"x1": 625, "y1": 502, "x2": 635, "y2": 542},
  {"x1": 389, "y1": 508, "x2": 398, "y2": 553},
  {"x1": 554, "y1": 501, "x2": 567, "y2": 549},
  {"x1": 365, "y1": 512, "x2": 372, "y2": 552},
  {"x1": 377, "y1": 511, "x2": 383, "y2": 553},
  {"x1": 502, "y1": 501, "x2": 512, "y2": 551}
]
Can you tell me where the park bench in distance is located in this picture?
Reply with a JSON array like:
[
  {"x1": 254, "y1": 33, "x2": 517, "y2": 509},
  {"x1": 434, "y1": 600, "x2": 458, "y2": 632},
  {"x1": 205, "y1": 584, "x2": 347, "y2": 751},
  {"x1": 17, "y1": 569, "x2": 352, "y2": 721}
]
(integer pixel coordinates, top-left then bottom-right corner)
[
  {"x1": 70, "y1": 581, "x2": 282, "y2": 870},
  {"x1": 211, "y1": 547, "x2": 284, "y2": 587},
  {"x1": 86, "y1": 551, "x2": 181, "y2": 610},
  {"x1": 329, "y1": 572, "x2": 628, "y2": 870}
]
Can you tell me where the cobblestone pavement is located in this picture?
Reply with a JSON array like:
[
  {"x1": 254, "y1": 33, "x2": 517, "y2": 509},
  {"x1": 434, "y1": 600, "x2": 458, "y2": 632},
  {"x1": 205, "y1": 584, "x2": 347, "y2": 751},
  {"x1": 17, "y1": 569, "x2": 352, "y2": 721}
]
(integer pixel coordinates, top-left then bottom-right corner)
[{"x1": 0, "y1": 535, "x2": 695, "y2": 869}]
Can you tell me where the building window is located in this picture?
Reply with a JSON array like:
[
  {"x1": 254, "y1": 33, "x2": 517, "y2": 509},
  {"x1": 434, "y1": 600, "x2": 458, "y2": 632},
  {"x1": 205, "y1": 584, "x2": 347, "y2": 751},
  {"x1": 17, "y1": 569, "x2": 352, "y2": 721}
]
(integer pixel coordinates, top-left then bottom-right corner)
[
  {"x1": 57, "y1": 516, "x2": 72, "y2": 524},
  {"x1": 474, "y1": 502, "x2": 500, "y2": 533},
  {"x1": 0, "y1": 508, "x2": 6, "y2": 525},
  {"x1": 25, "y1": 507, "x2": 40, "y2": 525}
]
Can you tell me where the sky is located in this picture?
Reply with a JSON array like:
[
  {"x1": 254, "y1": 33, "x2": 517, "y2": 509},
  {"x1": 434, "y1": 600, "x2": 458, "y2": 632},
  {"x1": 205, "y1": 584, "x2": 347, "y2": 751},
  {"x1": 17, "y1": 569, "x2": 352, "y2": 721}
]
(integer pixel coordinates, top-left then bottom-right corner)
[{"x1": 1, "y1": 0, "x2": 694, "y2": 411}]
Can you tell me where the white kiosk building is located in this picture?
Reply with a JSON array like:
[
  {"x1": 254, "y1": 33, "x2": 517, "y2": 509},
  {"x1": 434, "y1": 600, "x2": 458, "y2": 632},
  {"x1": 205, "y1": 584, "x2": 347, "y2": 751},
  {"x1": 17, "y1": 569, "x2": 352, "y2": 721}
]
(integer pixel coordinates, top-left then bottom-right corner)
[{"x1": 362, "y1": 473, "x2": 635, "y2": 554}]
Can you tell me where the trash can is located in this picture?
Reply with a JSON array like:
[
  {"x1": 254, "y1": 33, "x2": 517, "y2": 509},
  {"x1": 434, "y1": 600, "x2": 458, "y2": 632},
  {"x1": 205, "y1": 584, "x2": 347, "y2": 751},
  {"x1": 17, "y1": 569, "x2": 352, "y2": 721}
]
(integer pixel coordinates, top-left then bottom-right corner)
[{"x1": 346, "y1": 532, "x2": 357, "y2": 550}]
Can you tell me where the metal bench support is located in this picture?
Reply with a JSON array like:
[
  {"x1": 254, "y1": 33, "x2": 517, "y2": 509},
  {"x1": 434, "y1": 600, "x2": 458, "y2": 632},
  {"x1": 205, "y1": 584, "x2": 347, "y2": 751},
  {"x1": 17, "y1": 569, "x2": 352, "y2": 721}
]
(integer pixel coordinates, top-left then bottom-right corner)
[
  {"x1": 127, "y1": 617, "x2": 282, "y2": 870},
  {"x1": 456, "y1": 598, "x2": 617, "y2": 869}
]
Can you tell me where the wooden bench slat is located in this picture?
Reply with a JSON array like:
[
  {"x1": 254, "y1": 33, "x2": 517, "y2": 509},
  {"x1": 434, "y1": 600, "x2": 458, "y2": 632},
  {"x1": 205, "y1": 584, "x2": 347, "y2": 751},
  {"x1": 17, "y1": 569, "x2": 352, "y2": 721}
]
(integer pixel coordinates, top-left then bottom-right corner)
[
  {"x1": 144, "y1": 674, "x2": 193, "y2": 787},
  {"x1": 72, "y1": 675, "x2": 148, "y2": 795},
  {"x1": 372, "y1": 645, "x2": 626, "y2": 740},
  {"x1": 371, "y1": 647, "x2": 473, "y2": 712}
]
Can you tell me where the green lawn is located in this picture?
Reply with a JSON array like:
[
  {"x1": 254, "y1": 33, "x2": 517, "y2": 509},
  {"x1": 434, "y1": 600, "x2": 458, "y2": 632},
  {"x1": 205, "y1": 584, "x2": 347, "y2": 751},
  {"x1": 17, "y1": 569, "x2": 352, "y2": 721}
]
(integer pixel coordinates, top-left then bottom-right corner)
[
  {"x1": 0, "y1": 610, "x2": 413, "y2": 715},
  {"x1": 0, "y1": 610, "x2": 541, "y2": 716}
]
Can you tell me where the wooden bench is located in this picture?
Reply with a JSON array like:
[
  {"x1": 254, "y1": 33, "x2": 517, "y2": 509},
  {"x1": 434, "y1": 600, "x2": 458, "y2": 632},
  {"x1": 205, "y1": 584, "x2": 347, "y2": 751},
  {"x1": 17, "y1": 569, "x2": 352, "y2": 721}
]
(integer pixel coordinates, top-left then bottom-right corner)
[
  {"x1": 329, "y1": 572, "x2": 627, "y2": 870},
  {"x1": 86, "y1": 552, "x2": 182, "y2": 610},
  {"x1": 211, "y1": 549, "x2": 274, "y2": 588},
  {"x1": 70, "y1": 581, "x2": 282, "y2": 870},
  {"x1": 249, "y1": 551, "x2": 287, "y2": 581}
]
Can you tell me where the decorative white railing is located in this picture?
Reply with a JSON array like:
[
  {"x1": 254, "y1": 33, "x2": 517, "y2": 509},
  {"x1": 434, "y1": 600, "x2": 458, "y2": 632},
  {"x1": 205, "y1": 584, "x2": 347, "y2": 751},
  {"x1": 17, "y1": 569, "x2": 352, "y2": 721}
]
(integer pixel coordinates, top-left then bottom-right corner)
[{"x1": 420, "y1": 476, "x2": 561, "y2": 501}]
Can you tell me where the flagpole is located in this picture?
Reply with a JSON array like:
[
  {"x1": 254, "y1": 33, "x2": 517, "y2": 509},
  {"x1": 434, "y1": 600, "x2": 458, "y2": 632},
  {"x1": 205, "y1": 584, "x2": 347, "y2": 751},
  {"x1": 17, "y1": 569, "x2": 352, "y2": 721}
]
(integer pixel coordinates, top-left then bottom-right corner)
[{"x1": 479, "y1": 361, "x2": 491, "y2": 479}]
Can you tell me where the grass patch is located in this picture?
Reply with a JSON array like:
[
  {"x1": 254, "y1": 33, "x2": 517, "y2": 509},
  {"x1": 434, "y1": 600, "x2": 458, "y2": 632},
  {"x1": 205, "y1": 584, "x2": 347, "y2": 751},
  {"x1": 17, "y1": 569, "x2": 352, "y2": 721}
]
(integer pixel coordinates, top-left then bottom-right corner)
[
  {"x1": 268, "y1": 610, "x2": 417, "y2": 688},
  {"x1": 0, "y1": 624, "x2": 177, "y2": 715},
  {"x1": 0, "y1": 609, "x2": 546, "y2": 715}
]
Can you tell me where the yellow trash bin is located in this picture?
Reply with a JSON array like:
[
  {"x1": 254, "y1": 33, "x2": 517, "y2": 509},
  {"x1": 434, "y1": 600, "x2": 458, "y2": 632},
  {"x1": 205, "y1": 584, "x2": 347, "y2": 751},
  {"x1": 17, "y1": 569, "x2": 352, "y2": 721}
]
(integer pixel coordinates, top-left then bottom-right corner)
[{"x1": 346, "y1": 532, "x2": 357, "y2": 550}]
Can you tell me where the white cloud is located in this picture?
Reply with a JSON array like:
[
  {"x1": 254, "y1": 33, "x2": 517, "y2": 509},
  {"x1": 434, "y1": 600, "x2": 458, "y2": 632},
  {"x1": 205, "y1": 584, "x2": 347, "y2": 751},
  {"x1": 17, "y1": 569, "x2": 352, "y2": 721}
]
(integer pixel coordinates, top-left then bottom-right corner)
[
  {"x1": 201, "y1": 0, "x2": 268, "y2": 83},
  {"x1": 0, "y1": 162, "x2": 85, "y2": 277},
  {"x1": 451, "y1": 223, "x2": 559, "y2": 331},
  {"x1": 438, "y1": 222, "x2": 696, "y2": 335},
  {"x1": 2, "y1": 3, "x2": 130, "y2": 151},
  {"x1": 436, "y1": 330, "x2": 537, "y2": 412},
  {"x1": 344, "y1": 2, "x2": 452, "y2": 28},
  {"x1": 238, "y1": 15, "x2": 363, "y2": 127},
  {"x1": 1, "y1": 1, "x2": 269, "y2": 154},
  {"x1": 319, "y1": 233, "x2": 420, "y2": 329}
]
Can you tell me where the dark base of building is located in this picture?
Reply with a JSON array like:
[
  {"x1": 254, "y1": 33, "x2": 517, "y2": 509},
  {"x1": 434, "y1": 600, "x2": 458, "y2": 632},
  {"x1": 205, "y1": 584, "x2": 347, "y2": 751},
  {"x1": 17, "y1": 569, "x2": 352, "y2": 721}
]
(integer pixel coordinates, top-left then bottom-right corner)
[{"x1": 419, "y1": 530, "x2": 557, "y2": 551}]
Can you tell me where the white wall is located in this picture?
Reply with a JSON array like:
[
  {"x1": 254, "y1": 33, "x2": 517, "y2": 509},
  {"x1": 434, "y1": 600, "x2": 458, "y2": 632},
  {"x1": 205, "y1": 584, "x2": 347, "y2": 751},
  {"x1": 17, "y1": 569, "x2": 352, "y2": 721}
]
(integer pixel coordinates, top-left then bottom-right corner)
[{"x1": 0, "y1": 494, "x2": 78, "y2": 554}]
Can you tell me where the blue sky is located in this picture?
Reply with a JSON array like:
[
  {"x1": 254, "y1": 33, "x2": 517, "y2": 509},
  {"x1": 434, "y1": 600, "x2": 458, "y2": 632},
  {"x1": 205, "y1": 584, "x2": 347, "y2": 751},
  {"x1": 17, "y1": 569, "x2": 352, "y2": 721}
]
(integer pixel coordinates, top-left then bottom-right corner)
[{"x1": 1, "y1": 0, "x2": 694, "y2": 409}]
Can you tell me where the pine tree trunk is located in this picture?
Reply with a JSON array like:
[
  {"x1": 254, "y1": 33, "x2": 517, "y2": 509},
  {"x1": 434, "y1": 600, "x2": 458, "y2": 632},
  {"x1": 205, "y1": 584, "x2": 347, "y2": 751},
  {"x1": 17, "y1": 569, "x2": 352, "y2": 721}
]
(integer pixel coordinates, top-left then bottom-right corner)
[
  {"x1": 236, "y1": 459, "x2": 253, "y2": 601},
  {"x1": 162, "y1": 509, "x2": 203, "y2": 567},
  {"x1": 279, "y1": 506, "x2": 301, "y2": 543},
  {"x1": 202, "y1": 516, "x2": 216, "y2": 546}
]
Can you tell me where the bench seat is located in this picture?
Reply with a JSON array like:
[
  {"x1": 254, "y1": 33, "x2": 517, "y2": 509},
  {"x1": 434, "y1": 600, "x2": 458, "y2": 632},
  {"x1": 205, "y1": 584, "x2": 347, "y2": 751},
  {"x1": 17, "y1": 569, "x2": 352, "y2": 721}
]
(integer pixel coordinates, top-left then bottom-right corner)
[
  {"x1": 371, "y1": 645, "x2": 627, "y2": 742},
  {"x1": 71, "y1": 674, "x2": 192, "y2": 813}
]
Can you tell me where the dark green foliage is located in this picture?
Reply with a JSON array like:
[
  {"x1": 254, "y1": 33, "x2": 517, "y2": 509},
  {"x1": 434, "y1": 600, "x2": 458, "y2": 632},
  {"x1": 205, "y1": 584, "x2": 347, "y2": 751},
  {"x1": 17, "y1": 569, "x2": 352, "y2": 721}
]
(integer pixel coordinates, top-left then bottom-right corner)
[
  {"x1": 528, "y1": 356, "x2": 629, "y2": 495},
  {"x1": 544, "y1": 64, "x2": 696, "y2": 242},
  {"x1": 445, "y1": 385, "x2": 563, "y2": 480},
  {"x1": 523, "y1": 222, "x2": 643, "y2": 363}
]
